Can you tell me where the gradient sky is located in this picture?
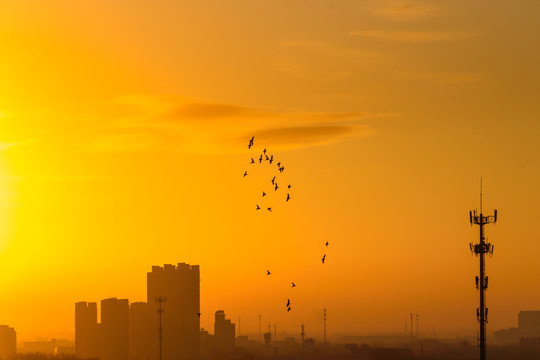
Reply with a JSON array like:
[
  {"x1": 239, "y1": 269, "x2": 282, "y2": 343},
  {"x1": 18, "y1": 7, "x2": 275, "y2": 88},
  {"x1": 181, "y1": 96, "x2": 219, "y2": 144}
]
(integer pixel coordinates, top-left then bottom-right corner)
[{"x1": 0, "y1": 0, "x2": 539, "y2": 343}]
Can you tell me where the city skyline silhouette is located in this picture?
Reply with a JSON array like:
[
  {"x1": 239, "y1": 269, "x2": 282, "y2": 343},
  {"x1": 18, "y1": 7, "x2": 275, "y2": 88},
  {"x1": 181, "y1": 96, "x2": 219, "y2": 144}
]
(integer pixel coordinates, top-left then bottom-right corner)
[{"x1": 0, "y1": 1, "x2": 539, "y2": 359}]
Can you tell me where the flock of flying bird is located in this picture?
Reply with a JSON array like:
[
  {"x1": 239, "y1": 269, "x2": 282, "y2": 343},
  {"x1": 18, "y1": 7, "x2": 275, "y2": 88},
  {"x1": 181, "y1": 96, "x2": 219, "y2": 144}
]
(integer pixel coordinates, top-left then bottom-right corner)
[
  {"x1": 243, "y1": 136, "x2": 330, "y2": 312},
  {"x1": 243, "y1": 136, "x2": 290, "y2": 212}
]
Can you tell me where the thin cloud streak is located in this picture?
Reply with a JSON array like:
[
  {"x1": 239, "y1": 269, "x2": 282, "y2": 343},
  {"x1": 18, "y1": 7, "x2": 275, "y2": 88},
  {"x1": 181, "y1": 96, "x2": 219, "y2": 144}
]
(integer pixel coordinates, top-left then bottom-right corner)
[
  {"x1": 370, "y1": 2, "x2": 436, "y2": 21},
  {"x1": 351, "y1": 30, "x2": 469, "y2": 42},
  {"x1": 86, "y1": 95, "x2": 385, "y2": 154}
]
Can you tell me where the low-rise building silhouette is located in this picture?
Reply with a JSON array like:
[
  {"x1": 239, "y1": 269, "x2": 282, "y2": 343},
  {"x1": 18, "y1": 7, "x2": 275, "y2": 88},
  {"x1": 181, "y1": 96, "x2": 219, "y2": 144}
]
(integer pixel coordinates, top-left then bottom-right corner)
[
  {"x1": 496, "y1": 310, "x2": 540, "y2": 344},
  {"x1": 214, "y1": 310, "x2": 235, "y2": 352}
]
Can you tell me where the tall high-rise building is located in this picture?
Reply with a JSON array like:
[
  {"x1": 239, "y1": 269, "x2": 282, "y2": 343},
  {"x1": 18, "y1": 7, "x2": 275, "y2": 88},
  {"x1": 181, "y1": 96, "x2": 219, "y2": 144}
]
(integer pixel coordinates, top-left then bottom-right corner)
[
  {"x1": 75, "y1": 301, "x2": 99, "y2": 359},
  {"x1": 101, "y1": 298, "x2": 129, "y2": 360},
  {"x1": 130, "y1": 301, "x2": 152, "y2": 360},
  {"x1": 0, "y1": 325, "x2": 16, "y2": 359},
  {"x1": 147, "y1": 263, "x2": 200, "y2": 360},
  {"x1": 214, "y1": 310, "x2": 235, "y2": 352}
]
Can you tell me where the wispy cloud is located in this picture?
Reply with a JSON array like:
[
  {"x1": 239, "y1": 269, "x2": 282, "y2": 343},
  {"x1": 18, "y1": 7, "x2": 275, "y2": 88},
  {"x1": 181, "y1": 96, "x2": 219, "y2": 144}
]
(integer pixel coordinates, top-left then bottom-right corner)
[
  {"x1": 397, "y1": 71, "x2": 481, "y2": 84},
  {"x1": 87, "y1": 95, "x2": 385, "y2": 153},
  {"x1": 351, "y1": 30, "x2": 469, "y2": 42},
  {"x1": 0, "y1": 138, "x2": 37, "y2": 150},
  {"x1": 370, "y1": 2, "x2": 436, "y2": 21}
]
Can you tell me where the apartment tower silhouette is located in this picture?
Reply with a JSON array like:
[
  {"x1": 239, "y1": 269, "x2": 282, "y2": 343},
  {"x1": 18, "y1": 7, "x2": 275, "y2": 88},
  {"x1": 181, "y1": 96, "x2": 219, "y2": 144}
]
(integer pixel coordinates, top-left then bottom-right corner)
[
  {"x1": 147, "y1": 263, "x2": 200, "y2": 360},
  {"x1": 101, "y1": 298, "x2": 129, "y2": 360},
  {"x1": 75, "y1": 302, "x2": 98, "y2": 359}
]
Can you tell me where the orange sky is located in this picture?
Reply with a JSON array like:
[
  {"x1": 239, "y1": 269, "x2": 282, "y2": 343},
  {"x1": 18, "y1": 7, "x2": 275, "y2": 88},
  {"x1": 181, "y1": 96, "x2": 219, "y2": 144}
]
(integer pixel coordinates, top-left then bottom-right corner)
[{"x1": 0, "y1": 0, "x2": 539, "y2": 343}]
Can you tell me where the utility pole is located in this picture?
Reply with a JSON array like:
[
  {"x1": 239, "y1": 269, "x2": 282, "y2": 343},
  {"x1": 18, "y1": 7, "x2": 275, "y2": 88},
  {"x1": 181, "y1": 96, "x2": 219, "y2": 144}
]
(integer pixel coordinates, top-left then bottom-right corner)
[
  {"x1": 469, "y1": 178, "x2": 497, "y2": 360},
  {"x1": 155, "y1": 296, "x2": 166, "y2": 360},
  {"x1": 259, "y1": 314, "x2": 262, "y2": 344},
  {"x1": 323, "y1": 308, "x2": 327, "y2": 346},
  {"x1": 410, "y1": 313, "x2": 413, "y2": 338},
  {"x1": 301, "y1": 323, "x2": 305, "y2": 360},
  {"x1": 416, "y1": 314, "x2": 419, "y2": 337},
  {"x1": 238, "y1": 317, "x2": 241, "y2": 337}
]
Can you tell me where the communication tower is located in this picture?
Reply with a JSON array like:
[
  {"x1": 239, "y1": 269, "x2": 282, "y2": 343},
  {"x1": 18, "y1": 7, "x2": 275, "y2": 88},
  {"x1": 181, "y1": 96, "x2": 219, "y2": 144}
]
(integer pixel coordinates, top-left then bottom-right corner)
[{"x1": 469, "y1": 179, "x2": 497, "y2": 360}]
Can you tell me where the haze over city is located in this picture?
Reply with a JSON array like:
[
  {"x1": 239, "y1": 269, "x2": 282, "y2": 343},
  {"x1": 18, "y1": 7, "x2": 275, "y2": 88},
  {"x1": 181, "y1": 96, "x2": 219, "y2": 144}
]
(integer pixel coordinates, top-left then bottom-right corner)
[{"x1": 0, "y1": 1, "x2": 539, "y2": 359}]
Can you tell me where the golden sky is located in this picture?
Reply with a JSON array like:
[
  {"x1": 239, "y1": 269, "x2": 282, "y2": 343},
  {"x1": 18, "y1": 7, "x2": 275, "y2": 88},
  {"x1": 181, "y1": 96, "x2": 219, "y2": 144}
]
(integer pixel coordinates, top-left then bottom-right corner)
[{"x1": 0, "y1": 0, "x2": 539, "y2": 342}]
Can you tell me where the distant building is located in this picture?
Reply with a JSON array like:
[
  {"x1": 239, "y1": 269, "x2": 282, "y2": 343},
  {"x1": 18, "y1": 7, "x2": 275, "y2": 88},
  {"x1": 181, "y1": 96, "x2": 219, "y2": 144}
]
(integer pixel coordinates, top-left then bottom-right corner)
[
  {"x1": 495, "y1": 310, "x2": 540, "y2": 344},
  {"x1": 200, "y1": 328, "x2": 214, "y2": 357},
  {"x1": 23, "y1": 341, "x2": 55, "y2": 354},
  {"x1": 101, "y1": 298, "x2": 129, "y2": 360},
  {"x1": 236, "y1": 335, "x2": 249, "y2": 347},
  {"x1": 264, "y1": 332, "x2": 271, "y2": 346},
  {"x1": 519, "y1": 311, "x2": 540, "y2": 336},
  {"x1": 23, "y1": 339, "x2": 74, "y2": 355},
  {"x1": 351, "y1": 345, "x2": 414, "y2": 360},
  {"x1": 130, "y1": 302, "x2": 152, "y2": 360},
  {"x1": 147, "y1": 263, "x2": 200, "y2": 360},
  {"x1": 495, "y1": 327, "x2": 521, "y2": 344},
  {"x1": 214, "y1": 310, "x2": 235, "y2": 352},
  {"x1": 75, "y1": 301, "x2": 99, "y2": 358},
  {"x1": 0, "y1": 325, "x2": 16, "y2": 359}
]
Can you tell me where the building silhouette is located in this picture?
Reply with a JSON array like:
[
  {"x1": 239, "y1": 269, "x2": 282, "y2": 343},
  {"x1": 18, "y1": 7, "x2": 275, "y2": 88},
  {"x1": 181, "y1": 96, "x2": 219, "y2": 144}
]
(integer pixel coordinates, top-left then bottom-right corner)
[
  {"x1": 519, "y1": 311, "x2": 540, "y2": 336},
  {"x1": 0, "y1": 325, "x2": 16, "y2": 359},
  {"x1": 496, "y1": 310, "x2": 540, "y2": 344},
  {"x1": 130, "y1": 302, "x2": 152, "y2": 360},
  {"x1": 101, "y1": 298, "x2": 129, "y2": 360},
  {"x1": 75, "y1": 301, "x2": 99, "y2": 359},
  {"x1": 147, "y1": 263, "x2": 200, "y2": 360},
  {"x1": 214, "y1": 310, "x2": 235, "y2": 352}
]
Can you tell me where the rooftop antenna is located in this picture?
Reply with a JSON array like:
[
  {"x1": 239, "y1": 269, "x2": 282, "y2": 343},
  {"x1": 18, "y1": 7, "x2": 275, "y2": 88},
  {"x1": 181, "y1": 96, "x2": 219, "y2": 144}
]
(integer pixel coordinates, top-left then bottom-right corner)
[{"x1": 469, "y1": 177, "x2": 497, "y2": 360}]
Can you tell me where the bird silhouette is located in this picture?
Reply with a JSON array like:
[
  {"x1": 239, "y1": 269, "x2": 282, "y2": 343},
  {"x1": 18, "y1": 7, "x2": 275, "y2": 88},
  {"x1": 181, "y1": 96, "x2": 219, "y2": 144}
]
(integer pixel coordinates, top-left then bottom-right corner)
[
  {"x1": 263, "y1": 148, "x2": 267, "y2": 154},
  {"x1": 269, "y1": 155, "x2": 273, "y2": 164},
  {"x1": 291, "y1": 282, "x2": 296, "y2": 287},
  {"x1": 243, "y1": 171, "x2": 248, "y2": 177},
  {"x1": 259, "y1": 155, "x2": 263, "y2": 163},
  {"x1": 286, "y1": 193, "x2": 290, "y2": 202},
  {"x1": 256, "y1": 205, "x2": 260, "y2": 210},
  {"x1": 267, "y1": 270, "x2": 271, "y2": 275},
  {"x1": 271, "y1": 176, "x2": 276, "y2": 185},
  {"x1": 277, "y1": 162, "x2": 281, "y2": 167},
  {"x1": 248, "y1": 136, "x2": 254, "y2": 149},
  {"x1": 265, "y1": 154, "x2": 269, "y2": 161},
  {"x1": 322, "y1": 254, "x2": 326, "y2": 264},
  {"x1": 287, "y1": 307, "x2": 291, "y2": 312},
  {"x1": 250, "y1": 158, "x2": 255, "y2": 164},
  {"x1": 262, "y1": 191, "x2": 266, "y2": 197},
  {"x1": 288, "y1": 184, "x2": 291, "y2": 189},
  {"x1": 267, "y1": 207, "x2": 272, "y2": 212},
  {"x1": 286, "y1": 299, "x2": 290, "y2": 307},
  {"x1": 275, "y1": 183, "x2": 278, "y2": 191},
  {"x1": 326, "y1": 241, "x2": 329, "y2": 247}
]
